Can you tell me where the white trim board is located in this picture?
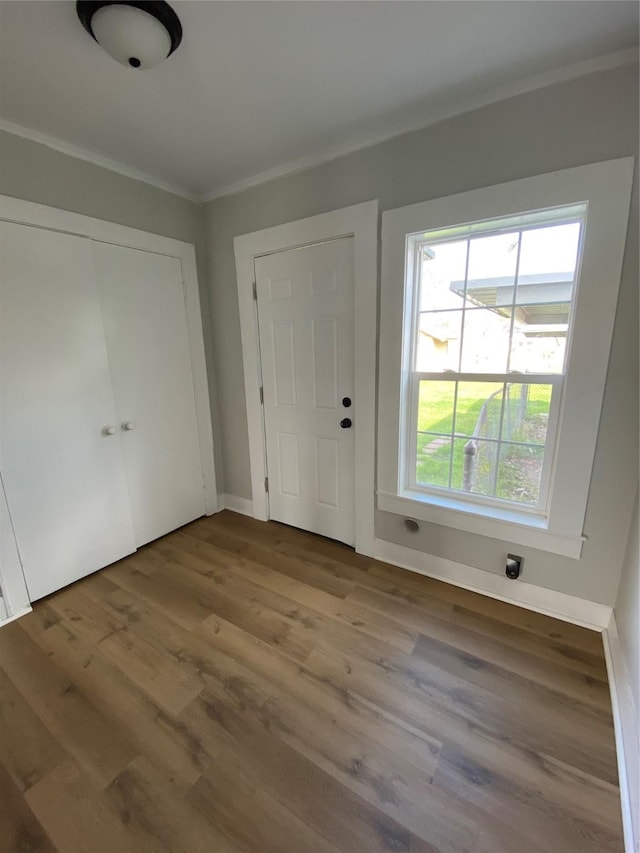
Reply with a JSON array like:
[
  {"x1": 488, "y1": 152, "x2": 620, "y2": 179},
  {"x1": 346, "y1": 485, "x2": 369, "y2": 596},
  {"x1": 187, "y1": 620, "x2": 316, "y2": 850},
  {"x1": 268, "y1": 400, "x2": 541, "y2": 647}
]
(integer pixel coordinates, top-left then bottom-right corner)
[
  {"x1": 233, "y1": 201, "x2": 378, "y2": 557},
  {"x1": 219, "y1": 495, "x2": 254, "y2": 518},
  {"x1": 3, "y1": 50, "x2": 635, "y2": 205},
  {"x1": 0, "y1": 195, "x2": 219, "y2": 517},
  {"x1": 377, "y1": 492, "x2": 585, "y2": 559},
  {"x1": 0, "y1": 607, "x2": 32, "y2": 629},
  {"x1": 372, "y1": 538, "x2": 612, "y2": 630},
  {"x1": 1, "y1": 195, "x2": 198, "y2": 258},
  {"x1": 603, "y1": 615, "x2": 640, "y2": 853},
  {"x1": 0, "y1": 119, "x2": 200, "y2": 203},
  {"x1": 0, "y1": 473, "x2": 31, "y2": 623},
  {"x1": 202, "y1": 48, "x2": 637, "y2": 201}
]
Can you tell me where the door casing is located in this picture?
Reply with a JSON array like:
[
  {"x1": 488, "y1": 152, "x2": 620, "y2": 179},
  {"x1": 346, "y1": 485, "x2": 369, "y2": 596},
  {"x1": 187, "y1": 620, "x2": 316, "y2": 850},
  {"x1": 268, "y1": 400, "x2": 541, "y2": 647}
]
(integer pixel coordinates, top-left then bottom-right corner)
[{"x1": 234, "y1": 201, "x2": 378, "y2": 556}]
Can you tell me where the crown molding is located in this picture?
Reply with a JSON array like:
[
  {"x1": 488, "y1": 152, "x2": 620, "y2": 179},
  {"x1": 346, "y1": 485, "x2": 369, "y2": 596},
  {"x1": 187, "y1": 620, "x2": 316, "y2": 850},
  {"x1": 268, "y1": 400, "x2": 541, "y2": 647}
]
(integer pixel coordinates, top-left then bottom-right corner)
[
  {"x1": 1, "y1": 47, "x2": 636, "y2": 206},
  {"x1": 0, "y1": 119, "x2": 200, "y2": 203},
  {"x1": 201, "y1": 47, "x2": 639, "y2": 203}
]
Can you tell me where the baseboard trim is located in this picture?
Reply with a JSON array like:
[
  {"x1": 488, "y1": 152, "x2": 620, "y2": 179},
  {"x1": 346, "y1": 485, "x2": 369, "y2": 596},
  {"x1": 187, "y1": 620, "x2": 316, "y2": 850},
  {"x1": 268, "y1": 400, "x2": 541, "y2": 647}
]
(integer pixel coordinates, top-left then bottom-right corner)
[
  {"x1": 603, "y1": 615, "x2": 639, "y2": 853},
  {"x1": 372, "y1": 538, "x2": 612, "y2": 630},
  {"x1": 219, "y1": 494, "x2": 254, "y2": 518},
  {"x1": 0, "y1": 605, "x2": 32, "y2": 628}
]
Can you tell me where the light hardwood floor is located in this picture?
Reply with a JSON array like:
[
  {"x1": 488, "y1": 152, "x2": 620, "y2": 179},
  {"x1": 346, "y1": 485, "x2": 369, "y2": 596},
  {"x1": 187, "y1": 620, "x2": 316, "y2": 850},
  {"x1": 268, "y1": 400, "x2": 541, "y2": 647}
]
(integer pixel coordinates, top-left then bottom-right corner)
[{"x1": 0, "y1": 511, "x2": 623, "y2": 852}]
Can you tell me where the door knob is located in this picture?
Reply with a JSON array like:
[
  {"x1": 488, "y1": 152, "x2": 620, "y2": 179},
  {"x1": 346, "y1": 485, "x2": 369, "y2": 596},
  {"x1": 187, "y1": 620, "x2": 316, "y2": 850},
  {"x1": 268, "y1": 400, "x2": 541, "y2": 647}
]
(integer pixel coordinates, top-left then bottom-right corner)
[
  {"x1": 340, "y1": 418, "x2": 352, "y2": 429},
  {"x1": 121, "y1": 421, "x2": 136, "y2": 431},
  {"x1": 102, "y1": 425, "x2": 117, "y2": 436}
]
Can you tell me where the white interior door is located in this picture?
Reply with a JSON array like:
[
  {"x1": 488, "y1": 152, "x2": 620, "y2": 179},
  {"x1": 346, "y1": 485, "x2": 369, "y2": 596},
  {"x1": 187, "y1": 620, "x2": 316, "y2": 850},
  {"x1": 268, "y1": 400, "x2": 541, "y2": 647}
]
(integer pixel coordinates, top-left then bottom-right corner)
[
  {"x1": 92, "y1": 242, "x2": 206, "y2": 546},
  {"x1": 255, "y1": 237, "x2": 355, "y2": 545},
  {"x1": 0, "y1": 222, "x2": 136, "y2": 600}
]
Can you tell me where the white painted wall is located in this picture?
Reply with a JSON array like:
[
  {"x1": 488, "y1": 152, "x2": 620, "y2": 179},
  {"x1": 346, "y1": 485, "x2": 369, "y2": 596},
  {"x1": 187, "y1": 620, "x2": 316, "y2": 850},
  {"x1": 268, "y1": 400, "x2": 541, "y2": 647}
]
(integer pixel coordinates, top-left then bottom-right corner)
[{"x1": 204, "y1": 63, "x2": 639, "y2": 605}]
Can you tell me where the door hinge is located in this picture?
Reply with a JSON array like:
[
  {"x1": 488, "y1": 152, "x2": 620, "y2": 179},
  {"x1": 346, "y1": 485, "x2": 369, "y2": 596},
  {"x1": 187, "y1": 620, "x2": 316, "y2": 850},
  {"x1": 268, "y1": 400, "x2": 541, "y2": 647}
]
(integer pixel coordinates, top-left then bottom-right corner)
[
  {"x1": 264, "y1": 477, "x2": 269, "y2": 493},
  {"x1": 259, "y1": 386, "x2": 264, "y2": 404},
  {"x1": 252, "y1": 281, "x2": 257, "y2": 300}
]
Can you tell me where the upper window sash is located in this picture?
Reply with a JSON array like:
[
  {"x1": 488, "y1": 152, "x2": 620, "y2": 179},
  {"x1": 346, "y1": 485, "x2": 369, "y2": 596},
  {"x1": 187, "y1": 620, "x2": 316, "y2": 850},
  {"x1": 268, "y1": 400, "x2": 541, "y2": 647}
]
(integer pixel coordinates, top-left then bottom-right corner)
[
  {"x1": 410, "y1": 371, "x2": 560, "y2": 382},
  {"x1": 406, "y1": 204, "x2": 586, "y2": 247},
  {"x1": 406, "y1": 209, "x2": 586, "y2": 379}
]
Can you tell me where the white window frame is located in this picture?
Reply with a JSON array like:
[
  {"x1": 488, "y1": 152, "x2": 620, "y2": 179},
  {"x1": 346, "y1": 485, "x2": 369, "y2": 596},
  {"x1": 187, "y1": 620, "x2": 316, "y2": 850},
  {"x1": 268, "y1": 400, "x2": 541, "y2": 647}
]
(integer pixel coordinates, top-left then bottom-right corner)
[
  {"x1": 402, "y1": 205, "x2": 585, "y2": 518},
  {"x1": 378, "y1": 159, "x2": 634, "y2": 558}
]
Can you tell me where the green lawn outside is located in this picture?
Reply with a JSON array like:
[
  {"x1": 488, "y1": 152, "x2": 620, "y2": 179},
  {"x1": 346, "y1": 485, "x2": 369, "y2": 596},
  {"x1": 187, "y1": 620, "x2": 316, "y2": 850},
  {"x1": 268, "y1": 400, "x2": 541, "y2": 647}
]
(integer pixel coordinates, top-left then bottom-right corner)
[{"x1": 416, "y1": 381, "x2": 551, "y2": 499}]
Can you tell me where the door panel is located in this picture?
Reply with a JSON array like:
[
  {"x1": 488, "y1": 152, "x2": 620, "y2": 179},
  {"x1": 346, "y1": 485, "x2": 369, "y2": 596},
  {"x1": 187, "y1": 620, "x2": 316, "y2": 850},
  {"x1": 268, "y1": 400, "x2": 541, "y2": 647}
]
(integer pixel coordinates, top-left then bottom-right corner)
[
  {"x1": 278, "y1": 432, "x2": 300, "y2": 496},
  {"x1": 272, "y1": 322, "x2": 296, "y2": 406},
  {"x1": 0, "y1": 222, "x2": 136, "y2": 600},
  {"x1": 312, "y1": 318, "x2": 338, "y2": 409},
  {"x1": 92, "y1": 242, "x2": 205, "y2": 546},
  {"x1": 316, "y1": 438, "x2": 340, "y2": 506},
  {"x1": 255, "y1": 238, "x2": 355, "y2": 545}
]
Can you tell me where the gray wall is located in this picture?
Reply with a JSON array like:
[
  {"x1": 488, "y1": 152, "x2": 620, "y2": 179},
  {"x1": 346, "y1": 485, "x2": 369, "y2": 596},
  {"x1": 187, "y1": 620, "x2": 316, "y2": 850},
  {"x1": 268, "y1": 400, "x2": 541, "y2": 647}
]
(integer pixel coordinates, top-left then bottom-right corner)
[
  {"x1": 615, "y1": 490, "x2": 639, "y2": 717},
  {"x1": 0, "y1": 130, "x2": 224, "y2": 483},
  {"x1": 204, "y1": 63, "x2": 639, "y2": 605},
  {"x1": 0, "y1": 131, "x2": 203, "y2": 245}
]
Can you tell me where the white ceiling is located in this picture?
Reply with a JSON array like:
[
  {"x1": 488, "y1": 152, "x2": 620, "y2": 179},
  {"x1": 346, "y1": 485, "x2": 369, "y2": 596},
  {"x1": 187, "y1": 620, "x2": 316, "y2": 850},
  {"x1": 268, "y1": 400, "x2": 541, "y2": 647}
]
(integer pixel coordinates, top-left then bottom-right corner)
[{"x1": 0, "y1": 1, "x2": 638, "y2": 200}]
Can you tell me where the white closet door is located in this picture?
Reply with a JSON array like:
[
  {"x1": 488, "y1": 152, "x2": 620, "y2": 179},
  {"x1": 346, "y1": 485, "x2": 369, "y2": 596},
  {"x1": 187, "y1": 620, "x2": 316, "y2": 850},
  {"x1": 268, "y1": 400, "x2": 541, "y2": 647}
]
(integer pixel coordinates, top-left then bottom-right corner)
[
  {"x1": 92, "y1": 242, "x2": 206, "y2": 546},
  {"x1": 0, "y1": 222, "x2": 136, "y2": 601}
]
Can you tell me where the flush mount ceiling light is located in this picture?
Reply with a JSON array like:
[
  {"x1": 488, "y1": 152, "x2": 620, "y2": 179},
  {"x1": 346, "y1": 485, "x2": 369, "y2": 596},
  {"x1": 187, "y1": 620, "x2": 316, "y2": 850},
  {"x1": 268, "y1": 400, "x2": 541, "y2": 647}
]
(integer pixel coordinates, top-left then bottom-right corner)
[{"x1": 76, "y1": 1, "x2": 182, "y2": 70}]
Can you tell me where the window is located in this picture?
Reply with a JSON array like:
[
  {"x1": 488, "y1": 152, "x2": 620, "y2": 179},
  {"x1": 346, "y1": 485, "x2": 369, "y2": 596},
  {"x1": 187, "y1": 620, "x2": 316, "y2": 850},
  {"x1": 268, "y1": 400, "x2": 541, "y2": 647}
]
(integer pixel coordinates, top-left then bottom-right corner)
[
  {"x1": 407, "y1": 206, "x2": 583, "y2": 515},
  {"x1": 378, "y1": 159, "x2": 633, "y2": 557}
]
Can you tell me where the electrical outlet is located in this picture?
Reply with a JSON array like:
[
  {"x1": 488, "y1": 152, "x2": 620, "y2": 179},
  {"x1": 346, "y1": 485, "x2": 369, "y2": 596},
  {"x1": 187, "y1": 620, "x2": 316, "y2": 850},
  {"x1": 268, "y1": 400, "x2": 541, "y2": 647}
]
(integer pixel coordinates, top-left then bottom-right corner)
[{"x1": 506, "y1": 554, "x2": 522, "y2": 579}]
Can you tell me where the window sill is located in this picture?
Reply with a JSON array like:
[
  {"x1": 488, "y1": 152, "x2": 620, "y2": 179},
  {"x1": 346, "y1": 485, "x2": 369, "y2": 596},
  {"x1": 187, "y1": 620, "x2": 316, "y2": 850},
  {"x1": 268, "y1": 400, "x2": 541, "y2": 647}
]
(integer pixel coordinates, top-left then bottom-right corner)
[{"x1": 376, "y1": 490, "x2": 585, "y2": 558}]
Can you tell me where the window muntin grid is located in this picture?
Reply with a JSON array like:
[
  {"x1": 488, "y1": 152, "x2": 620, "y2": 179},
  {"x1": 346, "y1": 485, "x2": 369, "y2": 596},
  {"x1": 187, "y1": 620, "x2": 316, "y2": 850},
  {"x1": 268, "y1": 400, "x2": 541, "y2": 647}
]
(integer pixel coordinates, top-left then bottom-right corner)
[{"x1": 405, "y1": 205, "x2": 585, "y2": 511}]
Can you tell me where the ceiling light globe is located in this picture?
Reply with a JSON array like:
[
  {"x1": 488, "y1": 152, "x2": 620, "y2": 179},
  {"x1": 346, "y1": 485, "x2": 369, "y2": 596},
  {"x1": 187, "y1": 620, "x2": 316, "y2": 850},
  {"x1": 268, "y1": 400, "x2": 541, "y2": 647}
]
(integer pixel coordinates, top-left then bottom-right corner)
[{"x1": 91, "y1": 3, "x2": 172, "y2": 69}]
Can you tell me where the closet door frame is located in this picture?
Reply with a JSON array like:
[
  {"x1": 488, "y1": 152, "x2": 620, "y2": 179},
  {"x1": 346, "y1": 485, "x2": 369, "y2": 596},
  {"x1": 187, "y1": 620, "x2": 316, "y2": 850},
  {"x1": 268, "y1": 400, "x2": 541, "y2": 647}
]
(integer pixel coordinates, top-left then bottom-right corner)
[{"x1": 0, "y1": 195, "x2": 219, "y2": 519}]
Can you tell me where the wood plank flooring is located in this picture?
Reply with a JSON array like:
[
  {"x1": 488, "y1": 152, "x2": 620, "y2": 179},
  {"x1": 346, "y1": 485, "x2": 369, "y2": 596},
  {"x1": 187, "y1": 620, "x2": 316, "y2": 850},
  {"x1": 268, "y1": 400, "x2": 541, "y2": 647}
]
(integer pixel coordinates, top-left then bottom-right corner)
[{"x1": 0, "y1": 511, "x2": 623, "y2": 852}]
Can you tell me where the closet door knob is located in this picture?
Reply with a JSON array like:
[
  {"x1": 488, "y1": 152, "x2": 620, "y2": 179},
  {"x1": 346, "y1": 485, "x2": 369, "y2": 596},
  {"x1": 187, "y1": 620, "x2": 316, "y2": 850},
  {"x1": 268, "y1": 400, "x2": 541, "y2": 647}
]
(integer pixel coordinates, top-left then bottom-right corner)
[
  {"x1": 121, "y1": 421, "x2": 136, "y2": 431},
  {"x1": 102, "y1": 425, "x2": 117, "y2": 436}
]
